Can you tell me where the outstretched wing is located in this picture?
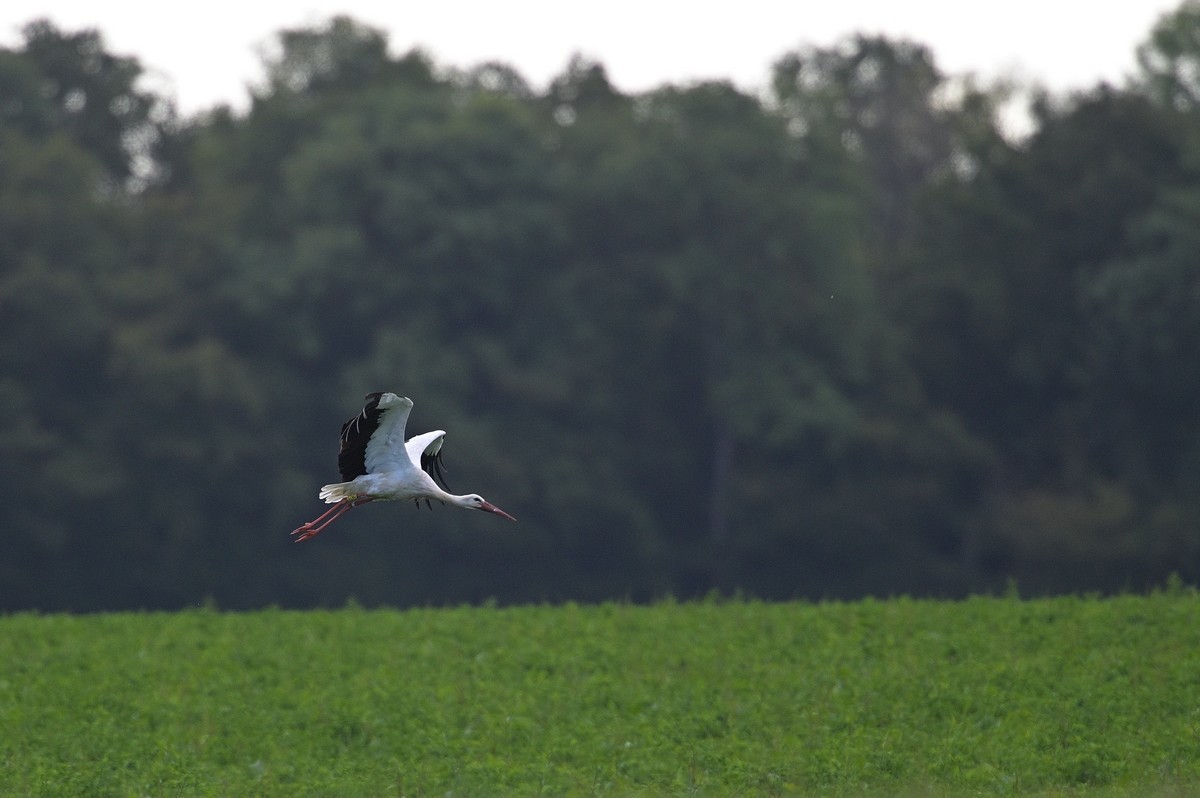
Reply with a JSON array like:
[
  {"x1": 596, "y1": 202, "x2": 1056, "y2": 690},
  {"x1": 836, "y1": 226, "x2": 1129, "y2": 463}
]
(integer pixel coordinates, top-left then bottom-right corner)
[
  {"x1": 404, "y1": 429, "x2": 450, "y2": 491},
  {"x1": 337, "y1": 392, "x2": 413, "y2": 480}
]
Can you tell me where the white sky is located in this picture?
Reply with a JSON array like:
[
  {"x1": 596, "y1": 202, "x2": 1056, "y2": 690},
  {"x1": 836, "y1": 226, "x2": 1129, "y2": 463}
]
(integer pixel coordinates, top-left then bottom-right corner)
[{"x1": 0, "y1": 1, "x2": 1183, "y2": 117}]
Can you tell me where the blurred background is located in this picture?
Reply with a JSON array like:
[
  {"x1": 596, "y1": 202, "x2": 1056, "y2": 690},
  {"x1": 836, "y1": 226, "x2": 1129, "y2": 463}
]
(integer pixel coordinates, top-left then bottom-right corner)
[{"x1": 3, "y1": 3, "x2": 1200, "y2": 610}]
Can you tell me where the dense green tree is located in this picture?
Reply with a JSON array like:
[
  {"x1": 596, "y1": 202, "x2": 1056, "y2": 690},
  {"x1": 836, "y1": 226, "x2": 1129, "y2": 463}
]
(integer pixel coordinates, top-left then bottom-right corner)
[
  {"x1": 0, "y1": 127, "x2": 116, "y2": 606},
  {"x1": 16, "y1": 20, "x2": 171, "y2": 186},
  {"x1": 762, "y1": 36, "x2": 1008, "y2": 595},
  {"x1": 773, "y1": 37, "x2": 955, "y2": 274},
  {"x1": 904, "y1": 81, "x2": 1200, "y2": 590},
  {"x1": 0, "y1": 25, "x2": 276, "y2": 609},
  {"x1": 1138, "y1": 0, "x2": 1200, "y2": 112}
]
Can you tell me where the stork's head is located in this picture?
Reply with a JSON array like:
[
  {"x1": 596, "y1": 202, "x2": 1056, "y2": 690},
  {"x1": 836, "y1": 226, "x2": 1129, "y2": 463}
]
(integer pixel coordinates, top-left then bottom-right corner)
[{"x1": 456, "y1": 493, "x2": 517, "y2": 522}]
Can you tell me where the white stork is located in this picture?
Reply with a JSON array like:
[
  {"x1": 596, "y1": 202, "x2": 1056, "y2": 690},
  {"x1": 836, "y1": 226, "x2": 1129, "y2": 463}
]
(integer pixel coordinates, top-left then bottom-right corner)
[{"x1": 291, "y1": 392, "x2": 516, "y2": 542}]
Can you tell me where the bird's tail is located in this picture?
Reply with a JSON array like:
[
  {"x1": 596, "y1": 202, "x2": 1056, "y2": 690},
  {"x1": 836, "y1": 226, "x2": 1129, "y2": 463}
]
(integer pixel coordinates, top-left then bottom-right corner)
[{"x1": 318, "y1": 482, "x2": 360, "y2": 504}]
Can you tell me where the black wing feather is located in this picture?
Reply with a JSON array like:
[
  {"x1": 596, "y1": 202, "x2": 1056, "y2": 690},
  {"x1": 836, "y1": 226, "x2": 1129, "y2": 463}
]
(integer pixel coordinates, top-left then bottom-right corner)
[
  {"x1": 421, "y1": 448, "x2": 451, "y2": 492},
  {"x1": 337, "y1": 392, "x2": 384, "y2": 481}
]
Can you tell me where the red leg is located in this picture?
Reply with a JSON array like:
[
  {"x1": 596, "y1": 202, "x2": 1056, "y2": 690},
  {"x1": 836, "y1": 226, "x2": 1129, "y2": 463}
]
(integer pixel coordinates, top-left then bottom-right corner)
[
  {"x1": 291, "y1": 500, "x2": 353, "y2": 541},
  {"x1": 298, "y1": 500, "x2": 345, "y2": 528},
  {"x1": 291, "y1": 497, "x2": 374, "y2": 542}
]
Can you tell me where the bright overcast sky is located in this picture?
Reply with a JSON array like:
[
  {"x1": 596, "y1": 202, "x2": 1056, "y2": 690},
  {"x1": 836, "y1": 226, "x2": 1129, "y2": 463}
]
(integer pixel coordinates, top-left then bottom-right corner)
[{"x1": 0, "y1": 1, "x2": 1184, "y2": 116}]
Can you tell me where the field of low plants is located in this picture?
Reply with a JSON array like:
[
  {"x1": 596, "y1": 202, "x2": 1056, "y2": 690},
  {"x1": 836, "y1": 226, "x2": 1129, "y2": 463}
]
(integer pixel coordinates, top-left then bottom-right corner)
[{"x1": 1, "y1": 592, "x2": 1198, "y2": 796}]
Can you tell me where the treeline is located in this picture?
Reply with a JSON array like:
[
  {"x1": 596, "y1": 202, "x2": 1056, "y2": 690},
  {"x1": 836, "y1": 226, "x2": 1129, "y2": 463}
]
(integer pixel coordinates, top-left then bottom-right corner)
[{"x1": 3, "y1": 7, "x2": 1200, "y2": 610}]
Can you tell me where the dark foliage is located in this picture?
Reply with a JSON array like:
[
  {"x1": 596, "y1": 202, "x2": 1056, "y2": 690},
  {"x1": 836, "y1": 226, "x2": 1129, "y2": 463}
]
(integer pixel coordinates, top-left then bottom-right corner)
[{"x1": 4, "y1": 9, "x2": 1200, "y2": 610}]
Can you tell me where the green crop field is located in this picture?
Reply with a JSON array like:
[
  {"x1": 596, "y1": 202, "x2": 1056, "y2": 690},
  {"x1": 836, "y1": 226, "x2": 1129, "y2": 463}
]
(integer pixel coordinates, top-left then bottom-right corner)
[{"x1": 2, "y1": 591, "x2": 1199, "y2": 797}]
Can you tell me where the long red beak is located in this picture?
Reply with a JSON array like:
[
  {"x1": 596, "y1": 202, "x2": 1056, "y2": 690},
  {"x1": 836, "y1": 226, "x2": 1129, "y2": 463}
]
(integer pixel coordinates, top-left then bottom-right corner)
[{"x1": 480, "y1": 501, "x2": 517, "y2": 522}]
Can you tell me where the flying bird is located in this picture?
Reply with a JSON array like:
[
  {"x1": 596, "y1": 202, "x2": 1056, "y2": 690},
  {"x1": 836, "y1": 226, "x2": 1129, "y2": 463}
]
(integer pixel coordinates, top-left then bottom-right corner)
[{"x1": 291, "y1": 392, "x2": 516, "y2": 542}]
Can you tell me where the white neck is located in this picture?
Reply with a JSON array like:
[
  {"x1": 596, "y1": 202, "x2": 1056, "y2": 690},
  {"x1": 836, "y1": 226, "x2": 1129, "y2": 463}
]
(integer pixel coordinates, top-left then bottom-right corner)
[{"x1": 429, "y1": 486, "x2": 479, "y2": 509}]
